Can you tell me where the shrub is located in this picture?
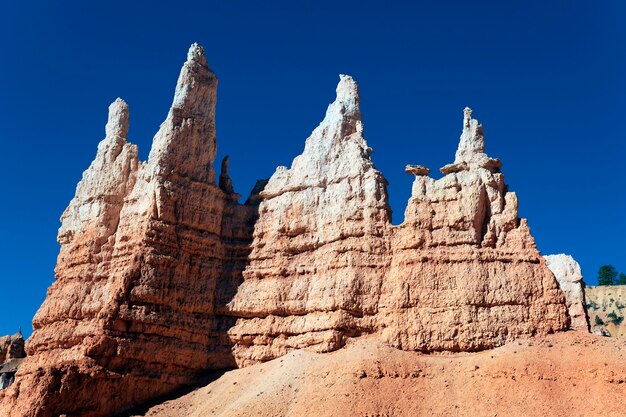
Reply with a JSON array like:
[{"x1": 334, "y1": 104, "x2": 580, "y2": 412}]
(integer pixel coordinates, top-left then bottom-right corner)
[
  {"x1": 607, "y1": 312, "x2": 624, "y2": 325},
  {"x1": 586, "y1": 301, "x2": 599, "y2": 310}
]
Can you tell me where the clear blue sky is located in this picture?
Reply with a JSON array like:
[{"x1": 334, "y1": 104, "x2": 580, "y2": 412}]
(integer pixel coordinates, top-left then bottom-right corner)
[{"x1": 1, "y1": 1, "x2": 624, "y2": 337}]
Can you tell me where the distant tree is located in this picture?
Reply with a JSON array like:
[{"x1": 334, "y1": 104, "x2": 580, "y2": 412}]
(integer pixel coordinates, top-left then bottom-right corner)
[
  {"x1": 598, "y1": 265, "x2": 617, "y2": 286},
  {"x1": 595, "y1": 315, "x2": 605, "y2": 326},
  {"x1": 618, "y1": 272, "x2": 626, "y2": 285}
]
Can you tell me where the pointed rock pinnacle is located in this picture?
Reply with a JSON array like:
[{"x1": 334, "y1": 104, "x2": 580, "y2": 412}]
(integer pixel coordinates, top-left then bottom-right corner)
[
  {"x1": 314, "y1": 74, "x2": 363, "y2": 140},
  {"x1": 149, "y1": 42, "x2": 218, "y2": 183},
  {"x1": 219, "y1": 155, "x2": 236, "y2": 196},
  {"x1": 172, "y1": 42, "x2": 215, "y2": 111},
  {"x1": 187, "y1": 42, "x2": 209, "y2": 68},
  {"x1": 463, "y1": 107, "x2": 472, "y2": 128},
  {"x1": 440, "y1": 108, "x2": 501, "y2": 174},
  {"x1": 456, "y1": 106, "x2": 485, "y2": 161},
  {"x1": 105, "y1": 98, "x2": 130, "y2": 138}
]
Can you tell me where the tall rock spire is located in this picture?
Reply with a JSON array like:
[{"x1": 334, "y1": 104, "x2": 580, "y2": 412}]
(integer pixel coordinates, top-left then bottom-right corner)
[
  {"x1": 58, "y1": 98, "x2": 139, "y2": 245},
  {"x1": 148, "y1": 42, "x2": 218, "y2": 183},
  {"x1": 455, "y1": 107, "x2": 485, "y2": 163},
  {"x1": 315, "y1": 74, "x2": 362, "y2": 139},
  {"x1": 262, "y1": 74, "x2": 378, "y2": 198},
  {"x1": 105, "y1": 98, "x2": 130, "y2": 138},
  {"x1": 441, "y1": 108, "x2": 502, "y2": 174},
  {"x1": 228, "y1": 74, "x2": 391, "y2": 366}
]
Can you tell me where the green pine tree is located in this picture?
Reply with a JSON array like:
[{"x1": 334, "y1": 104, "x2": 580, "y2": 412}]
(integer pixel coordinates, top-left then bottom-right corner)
[
  {"x1": 618, "y1": 272, "x2": 626, "y2": 285},
  {"x1": 598, "y1": 265, "x2": 617, "y2": 286}
]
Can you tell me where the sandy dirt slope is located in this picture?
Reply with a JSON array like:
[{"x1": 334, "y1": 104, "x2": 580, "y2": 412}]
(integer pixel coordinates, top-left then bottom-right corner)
[{"x1": 129, "y1": 332, "x2": 626, "y2": 417}]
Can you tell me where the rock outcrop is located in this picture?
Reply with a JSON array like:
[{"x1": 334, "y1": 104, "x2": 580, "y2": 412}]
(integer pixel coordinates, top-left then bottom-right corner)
[
  {"x1": 381, "y1": 107, "x2": 567, "y2": 352},
  {"x1": 0, "y1": 44, "x2": 570, "y2": 417},
  {"x1": 0, "y1": 44, "x2": 259, "y2": 417},
  {"x1": 227, "y1": 82, "x2": 568, "y2": 364},
  {"x1": 227, "y1": 75, "x2": 391, "y2": 365},
  {"x1": 0, "y1": 331, "x2": 26, "y2": 391},
  {"x1": 544, "y1": 254, "x2": 590, "y2": 331},
  {"x1": 585, "y1": 285, "x2": 626, "y2": 337},
  {"x1": 0, "y1": 331, "x2": 25, "y2": 364}
]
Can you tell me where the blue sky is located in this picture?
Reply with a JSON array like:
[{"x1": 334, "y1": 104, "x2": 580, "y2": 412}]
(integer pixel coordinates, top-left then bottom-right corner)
[{"x1": 1, "y1": 1, "x2": 624, "y2": 337}]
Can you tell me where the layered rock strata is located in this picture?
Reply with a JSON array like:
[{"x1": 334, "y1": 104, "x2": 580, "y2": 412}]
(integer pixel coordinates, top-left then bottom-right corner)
[
  {"x1": 227, "y1": 84, "x2": 568, "y2": 364},
  {"x1": 0, "y1": 44, "x2": 259, "y2": 417},
  {"x1": 544, "y1": 254, "x2": 590, "y2": 331},
  {"x1": 1, "y1": 44, "x2": 570, "y2": 416},
  {"x1": 383, "y1": 109, "x2": 568, "y2": 352},
  {"x1": 227, "y1": 75, "x2": 392, "y2": 365}
]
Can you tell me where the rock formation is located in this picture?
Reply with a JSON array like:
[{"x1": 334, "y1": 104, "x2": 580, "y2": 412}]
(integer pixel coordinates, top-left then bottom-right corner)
[
  {"x1": 226, "y1": 75, "x2": 392, "y2": 365},
  {"x1": 0, "y1": 44, "x2": 571, "y2": 417},
  {"x1": 227, "y1": 81, "x2": 568, "y2": 364},
  {"x1": 585, "y1": 285, "x2": 626, "y2": 337},
  {"x1": 0, "y1": 331, "x2": 25, "y2": 364},
  {"x1": 544, "y1": 254, "x2": 590, "y2": 331},
  {"x1": 0, "y1": 43, "x2": 259, "y2": 417}
]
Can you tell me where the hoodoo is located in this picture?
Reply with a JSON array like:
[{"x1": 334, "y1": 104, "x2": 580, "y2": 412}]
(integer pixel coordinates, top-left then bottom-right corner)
[
  {"x1": 227, "y1": 74, "x2": 392, "y2": 366},
  {"x1": 0, "y1": 44, "x2": 260, "y2": 417},
  {"x1": 0, "y1": 44, "x2": 571, "y2": 417},
  {"x1": 228, "y1": 83, "x2": 569, "y2": 363}
]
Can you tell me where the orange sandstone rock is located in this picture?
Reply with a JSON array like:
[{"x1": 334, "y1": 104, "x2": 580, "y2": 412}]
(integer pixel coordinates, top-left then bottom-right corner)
[
  {"x1": 0, "y1": 44, "x2": 570, "y2": 417},
  {"x1": 228, "y1": 87, "x2": 568, "y2": 365},
  {"x1": 0, "y1": 44, "x2": 259, "y2": 417},
  {"x1": 0, "y1": 331, "x2": 25, "y2": 363}
]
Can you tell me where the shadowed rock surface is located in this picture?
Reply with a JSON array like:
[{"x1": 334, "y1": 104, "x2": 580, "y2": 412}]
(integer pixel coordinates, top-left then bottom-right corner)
[{"x1": 0, "y1": 331, "x2": 25, "y2": 364}]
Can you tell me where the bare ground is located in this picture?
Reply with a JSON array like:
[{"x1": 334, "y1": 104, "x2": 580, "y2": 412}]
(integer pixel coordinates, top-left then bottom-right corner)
[{"x1": 130, "y1": 332, "x2": 626, "y2": 417}]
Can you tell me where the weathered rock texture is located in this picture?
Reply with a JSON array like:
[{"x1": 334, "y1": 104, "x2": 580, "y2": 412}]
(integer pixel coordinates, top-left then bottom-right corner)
[
  {"x1": 585, "y1": 285, "x2": 626, "y2": 337},
  {"x1": 129, "y1": 332, "x2": 626, "y2": 417},
  {"x1": 227, "y1": 85, "x2": 568, "y2": 365},
  {"x1": 0, "y1": 44, "x2": 259, "y2": 417},
  {"x1": 226, "y1": 75, "x2": 392, "y2": 365},
  {"x1": 0, "y1": 45, "x2": 570, "y2": 417},
  {"x1": 544, "y1": 254, "x2": 590, "y2": 331},
  {"x1": 0, "y1": 331, "x2": 25, "y2": 363}
]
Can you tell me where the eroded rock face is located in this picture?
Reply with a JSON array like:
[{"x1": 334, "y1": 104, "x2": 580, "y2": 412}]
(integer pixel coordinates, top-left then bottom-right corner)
[
  {"x1": 0, "y1": 44, "x2": 259, "y2": 417},
  {"x1": 227, "y1": 75, "x2": 391, "y2": 365},
  {"x1": 544, "y1": 254, "x2": 590, "y2": 332},
  {"x1": 227, "y1": 83, "x2": 568, "y2": 364},
  {"x1": 1, "y1": 46, "x2": 570, "y2": 416},
  {"x1": 0, "y1": 332, "x2": 25, "y2": 363},
  {"x1": 382, "y1": 110, "x2": 568, "y2": 352}
]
